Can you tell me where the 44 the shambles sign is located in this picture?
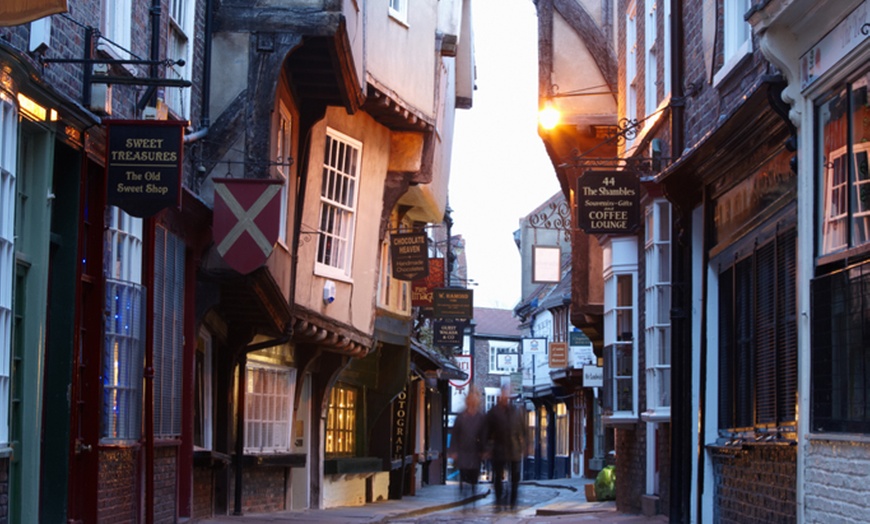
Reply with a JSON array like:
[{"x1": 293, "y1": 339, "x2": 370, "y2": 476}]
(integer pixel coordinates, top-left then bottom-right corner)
[
  {"x1": 106, "y1": 120, "x2": 185, "y2": 218},
  {"x1": 576, "y1": 171, "x2": 639, "y2": 235},
  {"x1": 390, "y1": 232, "x2": 429, "y2": 281}
]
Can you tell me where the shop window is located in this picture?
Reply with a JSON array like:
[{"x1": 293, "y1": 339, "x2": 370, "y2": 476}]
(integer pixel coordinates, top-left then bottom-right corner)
[
  {"x1": 603, "y1": 260, "x2": 638, "y2": 420},
  {"x1": 539, "y1": 405, "x2": 549, "y2": 459},
  {"x1": 811, "y1": 258, "x2": 870, "y2": 433},
  {"x1": 194, "y1": 328, "x2": 213, "y2": 450},
  {"x1": 153, "y1": 226, "x2": 185, "y2": 439},
  {"x1": 718, "y1": 226, "x2": 797, "y2": 432},
  {"x1": 644, "y1": 200, "x2": 671, "y2": 420},
  {"x1": 819, "y1": 73, "x2": 870, "y2": 256},
  {"x1": 326, "y1": 384, "x2": 357, "y2": 456},
  {"x1": 526, "y1": 409, "x2": 536, "y2": 459},
  {"x1": 102, "y1": 208, "x2": 144, "y2": 442},
  {"x1": 316, "y1": 129, "x2": 360, "y2": 280},
  {"x1": 555, "y1": 403, "x2": 569, "y2": 457},
  {"x1": 244, "y1": 363, "x2": 295, "y2": 453},
  {"x1": 0, "y1": 93, "x2": 16, "y2": 446}
]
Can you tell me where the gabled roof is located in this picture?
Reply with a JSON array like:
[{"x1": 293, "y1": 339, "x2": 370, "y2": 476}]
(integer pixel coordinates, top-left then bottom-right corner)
[{"x1": 472, "y1": 307, "x2": 522, "y2": 338}]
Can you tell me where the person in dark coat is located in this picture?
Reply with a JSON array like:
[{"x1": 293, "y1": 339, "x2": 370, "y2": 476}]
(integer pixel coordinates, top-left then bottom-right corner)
[
  {"x1": 485, "y1": 384, "x2": 526, "y2": 509},
  {"x1": 449, "y1": 385, "x2": 485, "y2": 498}
]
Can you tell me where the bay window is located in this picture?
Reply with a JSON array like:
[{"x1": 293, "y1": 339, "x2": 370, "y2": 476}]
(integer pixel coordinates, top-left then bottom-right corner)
[
  {"x1": 644, "y1": 200, "x2": 671, "y2": 420},
  {"x1": 326, "y1": 384, "x2": 357, "y2": 456},
  {"x1": 603, "y1": 237, "x2": 638, "y2": 421},
  {"x1": 244, "y1": 362, "x2": 295, "y2": 454}
]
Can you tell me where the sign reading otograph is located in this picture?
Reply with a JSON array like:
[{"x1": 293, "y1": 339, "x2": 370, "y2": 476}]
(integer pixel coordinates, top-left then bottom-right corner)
[
  {"x1": 390, "y1": 232, "x2": 429, "y2": 281},
  {"x1": 106, "y1": 120, "x2": 185, "y2": 218},
  {"x1": 576, "y1": 170, "x2": 640, "y2": 235},
  {"x1": 213, "y1": 178, "x2": 284, "y2": 275}
]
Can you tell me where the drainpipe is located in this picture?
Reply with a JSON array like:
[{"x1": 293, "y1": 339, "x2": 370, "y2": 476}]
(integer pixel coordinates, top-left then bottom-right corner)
[
  {"x1": 183, "y1": 0, "x2": 213, "y2": 144},
  {"x1": 233, "y1": 333, "x2": 291, "y2": 515},
  {"x1": 668, "y1": 0, "x2": 689, "y2": 522}
]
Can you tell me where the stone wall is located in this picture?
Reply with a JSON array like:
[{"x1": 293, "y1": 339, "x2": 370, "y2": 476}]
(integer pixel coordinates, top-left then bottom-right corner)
[{"x1": 804, "y1": 439, "x2": 870, "y2": 524}]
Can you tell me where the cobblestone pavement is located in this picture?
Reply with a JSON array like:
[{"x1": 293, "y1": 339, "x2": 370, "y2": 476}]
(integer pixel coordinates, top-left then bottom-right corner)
[{"x1": 199, "y1": 477, "x2": 669, "y2": 524}]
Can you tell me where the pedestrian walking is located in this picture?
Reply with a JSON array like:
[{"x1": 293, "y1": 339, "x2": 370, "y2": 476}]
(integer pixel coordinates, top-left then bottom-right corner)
[
  {"x1": 485, "y1": 384, "x2": 526, "y2": 510},
  {"x1": 449, "y1": 385, "x2": 485, "y2": 499}
]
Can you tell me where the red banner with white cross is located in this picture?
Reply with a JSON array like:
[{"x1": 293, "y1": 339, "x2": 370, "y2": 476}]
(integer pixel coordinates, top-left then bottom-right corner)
[{"x1": 213, "y1": 178, "x2": 283, "y2": 275}]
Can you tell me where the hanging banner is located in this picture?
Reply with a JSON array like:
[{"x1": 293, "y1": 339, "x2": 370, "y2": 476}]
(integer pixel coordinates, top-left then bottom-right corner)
[
  {"x1": 105, "y1": 120, "x2": 185, "y2": 218},
  {"x1": 433, "y1": 288, "x2": 473, "y2": 319},
  {"x1": 390, "y1": 232, "x2": 429, "y2": 281},
  {"x1": 576, "y1": 170, "x2": 640, "y2": 235},
  {"x1": 0, "y1": 0, "x2": 67, "y2": 26},
  {"x1": 213, "y1": 178, "x2": 284, "y2": 275},
  {"x1": 412, "y1": 258, "x2": 444, "y2": 307}
]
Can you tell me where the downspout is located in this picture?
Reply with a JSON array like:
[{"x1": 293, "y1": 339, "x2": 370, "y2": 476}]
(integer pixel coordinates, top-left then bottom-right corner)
[
  {"x1": 233, "y1": 333, "x2": 292, "y2": 515},
  {"x1": 184, "y1": 0, "x2": 213, "y2": 144},
  {"x1": 668, "y1": 0, "x2": 689, "y2": 522}
]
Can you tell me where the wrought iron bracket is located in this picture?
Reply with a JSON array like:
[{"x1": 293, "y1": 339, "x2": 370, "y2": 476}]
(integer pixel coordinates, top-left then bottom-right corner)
[{"x1": 528, "y1": 199, "x2": 572, "y2": 241}]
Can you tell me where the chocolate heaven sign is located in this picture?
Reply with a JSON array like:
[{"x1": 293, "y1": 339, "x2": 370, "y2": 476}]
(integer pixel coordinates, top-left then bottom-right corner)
[
  {"x1": 106, "y1": 120, "x2": 185, "y2": 218},
  {"x1": 390, "y1": 232, "x2": 429, "y2": 281},
  {"x1": 576, "y1": 171, "x2": 640, "y2": 235}
]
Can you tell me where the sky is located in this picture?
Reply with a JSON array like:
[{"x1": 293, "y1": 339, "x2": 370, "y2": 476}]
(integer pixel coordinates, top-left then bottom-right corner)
[{"x1": 448, "y1": 0, "x2": 561, "y2": 310}]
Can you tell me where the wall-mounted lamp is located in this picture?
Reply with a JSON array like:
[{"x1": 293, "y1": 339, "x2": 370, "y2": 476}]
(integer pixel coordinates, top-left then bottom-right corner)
[{"x1": 539, "y1": 101, "x2": 561, "y2": 130}]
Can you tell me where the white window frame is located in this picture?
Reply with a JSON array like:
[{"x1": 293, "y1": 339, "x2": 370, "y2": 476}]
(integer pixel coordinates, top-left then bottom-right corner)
[
  {"x1": 645, "y1": 0, "x2": 658, "y2": 116},
  {"x1": 602, "y1": 238, "x2": 638, "y2": 422},
  {"x1": 0, "y1": 93, "x2": 18, "y2": 447},
  {"x1": 274, "y1": 101, "x2": 292, "y2": 247},
  {"x1": 714, "y1": 0, "x2": 752, "y2": 86},
  {"x1": 378, "y1": 235, "x2": 411, "y2": 315},
  {"x1": 195, "y1": 327, "x2": 213, "y2": 450},
  {"x1": 389, "y1": 0, "x2": 408, "y2": 25},
  {"x1": 643, "y1": 199, "x2": 671, "y2": 421},
  {"x1": 102, "y1": 207, "x2": 145, "y2": 443},
  {"x1": 165, "y1": 0, "x2": 195, "y2": 118},
  {"x1": 100, "y1": 0, "x2": 133, "y2": 61},
  {"x1": 315, "y1": 129, "x2": 361, "y2": 280},
  {"x1": 488, "y1": 340, "x2": 520, "y2": 375},
  {"x1": 625, "y1": 1, "x2": 639, "y2": 150},
  {"x1": 244, "y1": 362, "x2": 295, "y2": 454}
]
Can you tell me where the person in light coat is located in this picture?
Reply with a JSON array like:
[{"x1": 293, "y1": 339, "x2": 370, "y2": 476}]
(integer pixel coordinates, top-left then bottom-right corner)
[{"x1": 449, "y1": 385, "x2": 485, "y2": 498}]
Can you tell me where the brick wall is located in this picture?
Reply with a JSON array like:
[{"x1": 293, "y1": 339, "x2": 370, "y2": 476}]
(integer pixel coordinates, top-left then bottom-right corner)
[
  {"x1": 98, "y1": 448, "x2": 139, "y2": 524},
  {"x1": 805, "y1": 440, "x2": 870, "y2": 524},
  {"x1": 154, "y1": 446, "x2": 178, "y2": 523},
  {"x1": 711, "y1": 444, "x2": 795, "y2": 524},
  {"x1": 228, "y1": 467, "x2": 288, "y2": 513},
  {"x1": 0, "y1": 457, "x2": 7, "y2": 523},
  {"x1": 192, "y1": 466, "x2": 214, "y2": 521},
  {"x1": 615, "y1": 425, "x2": 646, "y2": 514}
]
